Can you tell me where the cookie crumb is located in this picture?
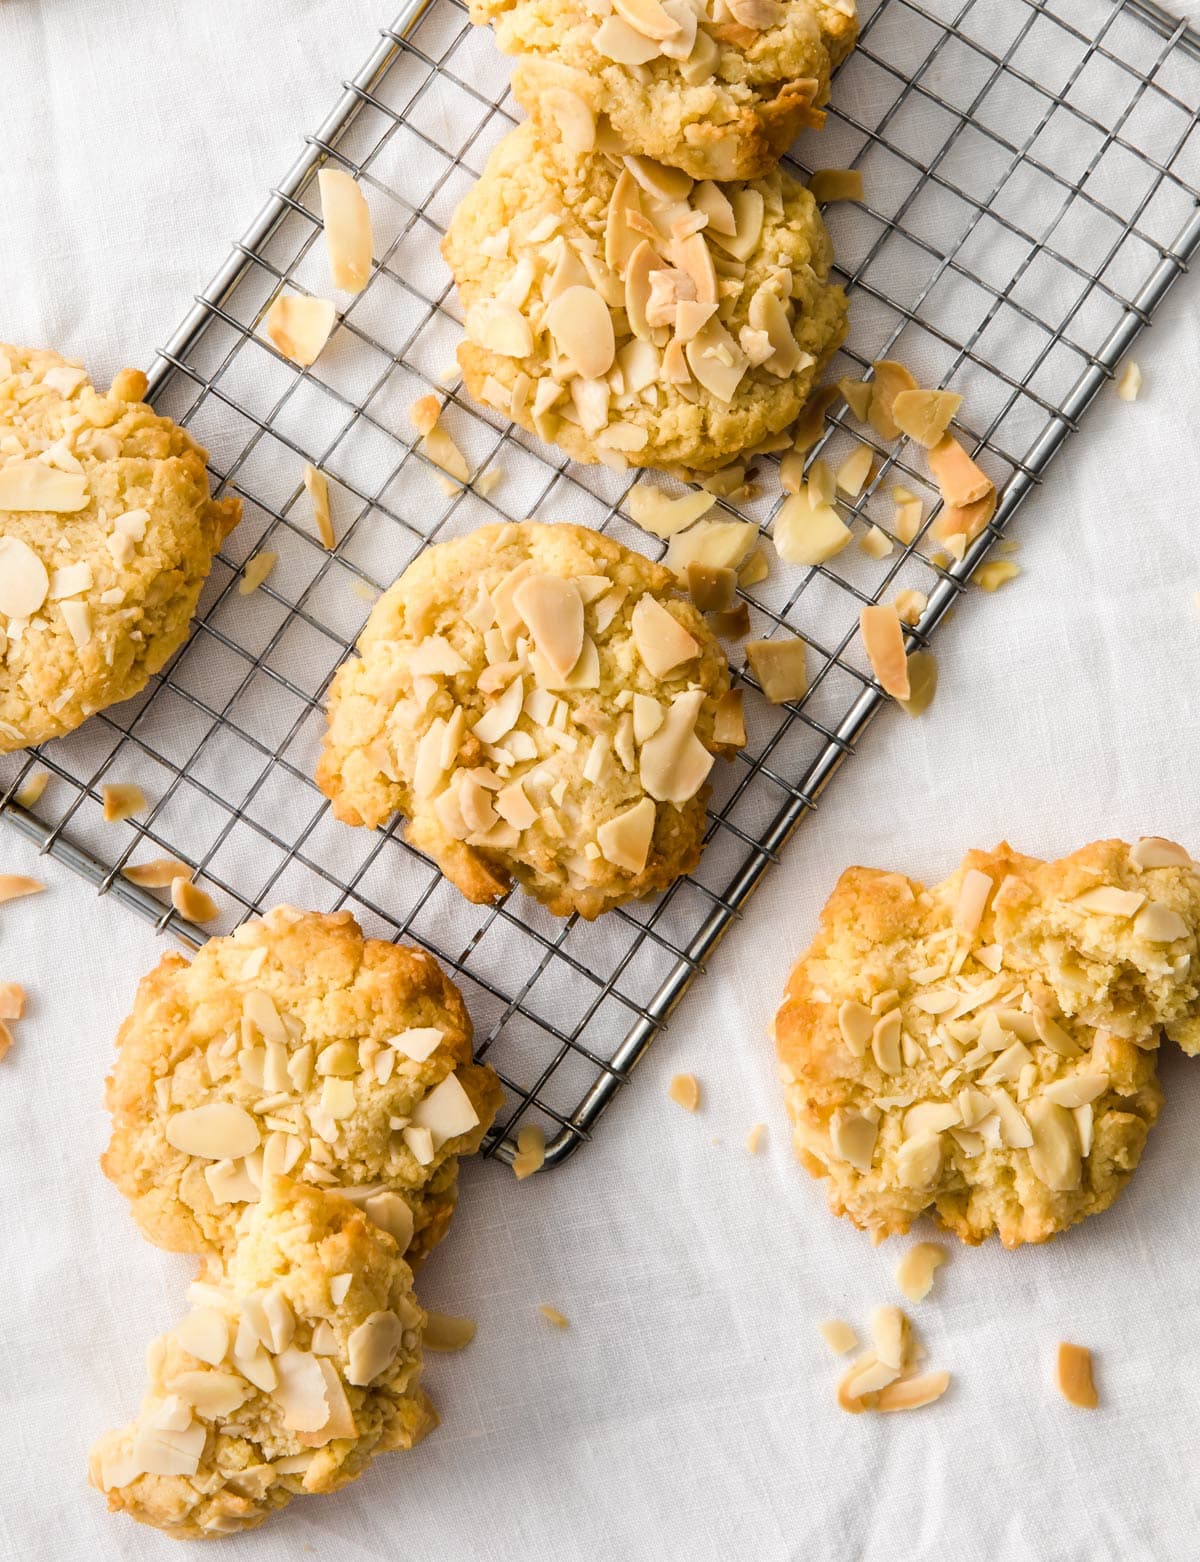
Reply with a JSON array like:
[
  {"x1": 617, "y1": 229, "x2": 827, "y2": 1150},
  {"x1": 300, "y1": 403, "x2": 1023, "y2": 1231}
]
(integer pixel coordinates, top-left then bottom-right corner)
[
  {"x1": 895, "y1": 1242, "x2": 946, "y2": 1303},
  {"x1": 238, "y1": 552, "x2": 277, "y2": 596},
  {"x1": 1056, "y1": 1342, "x2": 1098, "y2": 1408},
  {"x1": 668, "y1": 1073, "x2": 700, "y2": 1112},
  {"x1": 539, "y1": 1305, "x2": 569, "y2": 1329},
  {"x1": 13, "y1": 771, "x2": 49, "y2": 810},
  {"x1": 102, "y1": 783, "x2": 147, "y2": 823},
  {"x1": 818, "y1": 1318, "x2": 857, "y2": 1355},
  {"x1": 423, "y1": 1312, "x2": 476, "y2": 1352}
]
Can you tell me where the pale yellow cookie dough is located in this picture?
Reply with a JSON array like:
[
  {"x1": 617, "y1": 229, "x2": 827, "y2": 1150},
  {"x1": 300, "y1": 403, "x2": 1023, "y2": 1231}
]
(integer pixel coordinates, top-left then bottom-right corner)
[
  {"x1": 0, "y1": 344, "x2": 240, "y2": 750},
  {"x1": 317, "y1": 521, "x2": 735, "y2": 919},
  {"x1": 775, "y1": 839, "x2": 1200, "y2": 1248},
  {"x1": 442, "y1": 122, "x2": 847, "y2": 473},
  {"x1": 470, "y1": 0, "x2": 857, "y2": 180},
  {"x1": 102, "y1": 906, "x2": 503, "y2": 1265},
  {"x1": 89, "y1": 1177, "x2": 437, "y2": 1539}
]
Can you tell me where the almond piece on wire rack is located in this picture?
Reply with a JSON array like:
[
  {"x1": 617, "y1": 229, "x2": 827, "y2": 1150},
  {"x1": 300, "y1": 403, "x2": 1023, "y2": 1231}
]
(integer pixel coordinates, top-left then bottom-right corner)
[
  {"x1": 170, "y1": 877, "x2": 220, "y2": 924},
  {"x1": 512, "y1": 1123, "x2": 546, "y2": 1180},
  {"x1": 318, "y1": 167, "x2": 372, "y2": 294},
  {"x1": 860, "y1": 603, "x2": 910, "y2": 699},
  {"x1": 13, "y1": 771, "x2": 49, "y2": 810},
  {"x1": 809, "y1": 169, "x2": 864, "y2": 204},
  {"x1": 303, "y1": 464, "x2": 336, "y2": 550},
  {"x1": 239, "y1": 552, "x2": 277, "y2": 595},
  {"x1": 539, "y1": 1305, "x2": 570, "y2": 1329},
  {"x1": 262, "y1": 293, "x2": 336, "y2": 367},
  {"x1": 102, "y1": 783, "x2": 146, "y2": 823},
  {"x1": 124, "y1": 857, "x2": 190, "y2": 889}
]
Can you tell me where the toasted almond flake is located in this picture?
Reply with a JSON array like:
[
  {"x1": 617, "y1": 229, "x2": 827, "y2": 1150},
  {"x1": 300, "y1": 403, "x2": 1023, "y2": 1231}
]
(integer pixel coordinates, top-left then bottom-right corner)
[
  {"x1": 934, "y1": 486, "x2": 997, "y2": 548},
  {"x1": 897, "y1": 650, "x2": 937, "y2": 717},
  {"x1": 928, "y1": 436, "x2": 991, "y2": 509},
  {"x1": 545, "y1": 285, "x2": 616, "y2": 380},
  {"x1": 1056, "y1": 1342, "x2": 1098, "y2": 1408},
  {"x1": 686, "y1": 562, "x2": 735, "y2": 613},
  {"x1": 421, "y1": 425, "x2": 470, "y2": 484},
  {"x1": 846, "y1": 1355, "x2": 902, "y2": 1397},
  {"x1": 171, "y1": 877, "x2": 219, "y2": 924},
  {"x1": 891, "y1": 388, "x2": 962, "y2": 449},
  {"x1": 1133, "y1": 901, "x2": 1190, "y2": 942},
  {"x1": 809, "y1": 169, "x2": 864, "y2": 204},
  {"x1": 0, "y1": 1019, "x2": 12, "y2": 1061},
  {"x1": 859, "y1": 525, "x2": 893, "y2": 560},
  {"x1": 745, "y1": 637, "x2": 807, "y2": 704},
  {"x1": 953, "y1": 868, "x2": 992, "y2": 937},
  {"x1": 745, "y1": 1122, "x2": 765, "y2": 1153},
  {"x1": 0, "y1": 983, "x2": 25, "y2": 1022},
  {"x1": 664, "y1": 519, "x2": 756, "y2": 582},
  {"x1": 424, "y1": 1312, "x2": 476, "y2": 1352},
  {"x1": 0, "y1": 464, "x2": 88, "y2": 517},
  {"x1": 1043, "y1": 1072, "x2": 1109, "y2": 1108},
  {"x1": 668, "y1": 1072, "x2": 700, "y2": 1111},
  {"x1": 711, "y1": 602, "x2": 750, "y2": 639},
  {"x1": 514, "y1": 575, "x2": 584, "y2": 680},
  {"x1": 831, "y1": 1109, "x2": 877, "y2": 1172},
  {"x1": 639, "y1": 689, "x2": 712, "y2": 802},
  {"x1": 870, "y1": 1306, "x2": 908, "y2": 1370},
  {"x1": 175, "y1": 1308, "x2": 231, "y2": 1368},
  {"x1": 513, "y1": 1122, "x2": 547, "y2": 1180},
  {"x1": 739, "y1": 548, "x2": 769, "y2": 588},
  {"x1": 13, "y1": 772, "x2": 49, "y2": 810},
  {"x1": 596, "y1": 795, "x2": 656, "y2": 876},
  {"x1": 792, "y1": 384, "x2": 839, "y2": 454},
  {"x1": 712, "y1": 688, "x2": 746, "y2": 748},
  {"x1": 859, "y1": 603, "x2": 909, "y2": 699},
  {"x1": 263, "y1": 293, "x2": 336, "y2": 366},
  {"x1": 0, "y1": 875, "x2": 43, "y2": 906},
  {"x1": 539, "y1": 1305, "x2": 570, "y2": 1329},
  {"x1": 631, "y1": 596, "x2": 700, "y2": 676},
  {"x1": 101, "y1": 783, "x2": 146, "y2": 823},
  {"x1": 685, "y1": 317, "x2": 748, "y2": 402},
  {"x1": 302, "y1": 464, "x2": 335, "y2": 549},
  {"x1": 413, "y1": 1071, "x2": 480, "y2": 1147},
  {"x1": 131, "y1": 1418, "x2": 206, "y2": 1478},
  {"x1": 819, "y1": 1319, "x2": 858, "y2": 1356},
  {"x1": 838, "y1": 378, "x2": 874, "y2": 423},
  {"x1": 48, "y1": 561, "x2": 93, "y2": 600},
  {"x1": 838, "y1": 1000, "x2": 874, "y2": 1057},
  {"x1": 238, "y1": 551, "x2": 277, "y2": 595},
  {"x1": 344, "y1": 1309, "x2": 405, "y2": 1388},
  {"x1": 166, "y1": 1103, "x2": 260, "y2": 1160},
  {"x1": 318, "y1": 168, "x2": 372, "y2": 293},
  {"x1": 1073, "y1": 886, "x2": 1145, "y2": 918},
  {"x1": 1116, "y1": 361, "x2": 1142, "y2": 402},
  {"x1": 124, "y1": 856, "x2": 189, "y2": 889},
  {"x1": 976, "y1": 559, "x2": 1020, "y2": 593},
  {"x1": 1131, "y1": 836, "x2": 1192, "y2": 869},
  {"x1": 835, "y1": 444, "x2": 873, "y2": 498},
  {"x1": 773, "y1": 488, "x2": 851, "y2": 566},
  {"x1": 895, "y1": 1243, "x2": 946, "y2": 1303},
  {"x1": 866, "y1": 359, "x2": 918, "y2": 441},
  {"x1": 877, "y1": 1369, "x2": 951, "y2": 1411}
]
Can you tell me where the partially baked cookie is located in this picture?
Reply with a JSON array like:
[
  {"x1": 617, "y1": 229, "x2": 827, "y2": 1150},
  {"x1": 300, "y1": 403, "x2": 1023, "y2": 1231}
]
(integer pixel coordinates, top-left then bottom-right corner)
[
  {"x1": 102, "y1": 906, "x2": 503, "y2": 1264},
  {"x1": 0, "y1": 344, "x2": 240, "y2": 750},
  {"x1": 775, "y1": 839, "x2": 1200, "y2": 1248},
  {"x1": 442, "y1": 122, "x2": 847, "y2": 473},
  {"x1": 470, "y1": 0, "x2": 857, "y2": 181},
  {"x1": 89, "y1": 1177, "x2": 437, "y2": 1539},
  {"x1": 317, "y1": 521, "x2": 735, "y2": 919}
]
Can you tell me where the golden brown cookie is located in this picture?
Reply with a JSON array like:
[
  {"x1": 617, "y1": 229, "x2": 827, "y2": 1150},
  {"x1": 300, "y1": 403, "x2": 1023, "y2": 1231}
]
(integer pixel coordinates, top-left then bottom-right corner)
[
  {"x1": 442, "y1": 122, "x2": 847, "y2": 473},
  {"x1": 775, "y1": 839, "x2": 1200, "y2": 1248},
  {"x1": 89, "y1": 1177, "x2": 437, "y2": 1539},
  {"x1": 0, "y1": 344, "x2": 240, "y2": 750},
  {"x1": 470, "y1": 0, "x2": 857, "y2": 181},
  {"x1": 102, "y1": 906, "x2": 503, "y2": 1265},
  {"x1": 317, "y1": 521, "x2": 735, "y2": 919}
]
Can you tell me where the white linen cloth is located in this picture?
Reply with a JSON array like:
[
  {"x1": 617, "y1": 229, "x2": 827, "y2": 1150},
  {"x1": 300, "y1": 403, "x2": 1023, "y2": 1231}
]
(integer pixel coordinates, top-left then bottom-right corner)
[{"x1": 4, "y1": 1, "x2": 1200, "y2": 1558}]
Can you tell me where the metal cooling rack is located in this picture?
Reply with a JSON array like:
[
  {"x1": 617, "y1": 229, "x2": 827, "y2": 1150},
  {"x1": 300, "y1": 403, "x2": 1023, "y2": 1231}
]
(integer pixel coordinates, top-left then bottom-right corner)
[{"x1": 3, "y1": 0, "x2": 1199, "y2": 1167}]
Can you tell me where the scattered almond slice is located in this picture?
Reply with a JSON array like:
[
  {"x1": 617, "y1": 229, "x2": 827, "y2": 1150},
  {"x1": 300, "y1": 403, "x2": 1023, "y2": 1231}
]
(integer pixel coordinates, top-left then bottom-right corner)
[
  {"x1": 318, "y1": 167, "x2": 372, "y2": 293},
  {"x1": 0, "y1": 465, "x2": 88, "y2": 517},
  {"x1": 739, "y1": 549, "x2": 769, "y2": 588},
  {"x1": 262, "y1": 293, "x2": 336, "y2": 367},
  {"x1": 746, "y1": 637, "x2": 808, "y2": 704},
  {"x1": 125, "y1": 857, "x2": 190, "y2": 888},
  {"x1": 928, "y1": 436, "x2": 991, "y2": 508},
  {"x1": 1116, "y1": 361, "x2": 1142, "y2": 402},
  {"x1": 835, "y1": 444, "x2": 873, "y2": 498},
  {"x1": 627, "y1": 483, "x2": 716, "y2": 538},
  {"x1": 894, "y1": 588, "x2": 927, "y2": 625},
  {"x1": 539, "y1": 1304, "x2": 570, "y2": 1329},
  {"x1": 1056, "y1": 1342, "x2": 1098, "y2": 1408},
  {"x1": 13, "y1": 771, "x2": 49, "y2": 810},
  {"x1": 892, "y1": 486, "x2": 924, "y2": 545},
  {"x1": 687, "y1": 562, "x2": 735, "y2": 613},
  {"x1": 860, "y1": 604, "x2": 909, "y2": 699},
  {"x1": 791, "y1": 385, "x2": 839, "y2": 454},
  {"x1": 421, "y1": 425, "x2": 470, "y2": 485},
  {"x1": 809, "y1": 169, "x2": 864, "y2": 204},
  {"x1": 877, "y1": 1370, "x2": 950, "y2": 1412},
  {"x1": 597, "y1": 795, "x2": 656, "y2": 874},
  {"x1": 475, "y1": 468, "x2": 502, "y2": 498},
  {"x1": 890, "y1": 388, "x2": 961, "y2": 448},
  {"x1": 713, "y1": 688, "x2": 746, "y2": 747},
  {"x1": 838, "y1": 378, "x2": 874, "y2": 423},
  {"x1": 745, "y1": 1122, "x2": 765, "y2": 1153},
  {"x1": 303, "y1": 464, "x2": 335, "y2": 549},
  {"x1": 819, "y1": 1319, "x2": 858, "y2": 1356},
  {"x1": 631, "y1": 596, "x2": 700, "y2": 676},
  {"x1": 774, "y1": 489, "x2": 851, "y2": 566},
  {"x1": 424, "y1": 1312, "x2": 476, "y2": 1352},
  {"x1": 238, "y1": 552, "x2": 277, "y2": 595},
  {"x1": 102, "y1": 783, "x2": 146, "y2": 823},
  {"x1": 0, "y1": 536, "x2": 50, "y2": 616},
  {"x1": 859, "y1": 526, "x2": 892, "y2": 559},
  {"x1": 934, "y1": 487, "x2": 997, "y2": 547},
  {"x1": 512, "y1": 1123, "x2": 546, "y2": 1181},
  {"x1": 0, "y1": 876, "x2": 44, "y2": 905},
  {"x1": 712, "y1": 602, "x2": 750, "y2": 639},
  {"x1": 976, "y1": 560, "x2": 1020, "y2": 592},
  {"x1": 171, "y1": 878, "x2": 219, "y2": 924},
  {"x1": 665, "y1": 520, "x2": 756, "y2": 582},
  {"x1": 0, "y1": 983, "x2": 26, "y2": 1021},
  {"x1": 867, "y1": 359, "x2": 918, "y2": 441},
  {"x1": 897, "y1": 650, "x2": 937, "y2": 717},
  {"x1": 895, "y1": 1242, "x2": 946, "y2": 1303},
  {"x1": 668, "y1": 1072, "x2": 700, "y2": 1112},
  {"x1": 0, "y1": 1020, "x2": 13, "y2": 1062}
]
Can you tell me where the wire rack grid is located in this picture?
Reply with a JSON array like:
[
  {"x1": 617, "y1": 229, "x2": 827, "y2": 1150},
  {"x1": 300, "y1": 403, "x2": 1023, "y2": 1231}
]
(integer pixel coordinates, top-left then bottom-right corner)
[{"x1": 3, "y1": 0, "x2": 1199, "y2": 1168}]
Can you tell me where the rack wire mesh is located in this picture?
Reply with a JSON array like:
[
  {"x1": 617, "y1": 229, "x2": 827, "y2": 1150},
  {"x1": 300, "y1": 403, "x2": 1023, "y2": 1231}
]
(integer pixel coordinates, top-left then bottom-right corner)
[{"x1": 3, "y1": 0, "x2": 1199, "y2": 1167}]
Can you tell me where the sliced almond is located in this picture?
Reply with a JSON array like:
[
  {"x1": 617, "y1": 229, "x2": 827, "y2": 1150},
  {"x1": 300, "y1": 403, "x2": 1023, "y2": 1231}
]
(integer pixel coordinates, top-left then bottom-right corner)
[
  {"x1": 831, "y1": 1110, "x2": 877, "y2": 1172},
  {"x1": 0, "y1": 983, "x2": 26, "y2": 1021},
  {"x1": 835, "y1": 444, "x2": 873, "y2": 498},
  {"x1": 898, "y1": 650, "x2": 937, "y2": 717},
  {"x1": 0, "y1": 876, "x2": 44, "y2": 905},
  {"x1": 539, "y1": 1304, "x2": 570, "y2": 1328},
  {"x1": 710, "y1": 191, "x2": 765, "y2": 265},
  {"x1": 545, "y1": 286, "x2": 616, "y2": 380},
  {"x1": 895, "y1": 1242, "x2": 946, "y2": 1304},
  {"x1": 542, "y1": 87, "x2": 595, "y2": 155},
  {"x1": 712, "y1": 688, "x2": 745, "y2": 747},
  {"x1": 745, "y1": 637, "x2": 807, "y2": 704},
  {"x1": 976, "y1": 560, "x2": 1020, "y2": 592},
  {"x1": 170, "y1": 876, "x2": 219, "y2": 923},
  {"x1": 685, "y1": 318, "x2": 748, "y2": 403},
  {"x1": 1025, "y1": 1096, "x2": 1081, "y2": 1190},
  {"x1": 896, "y1": 1133, "x2": 941, "y2": 1189},
  {"x1": 424, "y1": 1312, "x2": 476, "y2": 1352},
  {"x1": 512, "y1": 1122, "x2": 547, "y2": 1180},
  {"x1": 613, "y1": 0, "x2": 681, "y2": 39},
  {"x1": 903, "y1": 1101, "x2": 960, "y2": 1138},
  {"x1": 891, "y1": 388, "x2": 962, "y2": 449},
  {"x1": 819, "y1": 1319, "x2": 858, "y2": 1356},
  {"x1": 664, "y1": 519, "x2": 756, "y2": 582},
  {"x1": 1056, "y1": 1342, "x2": 1098, "y2": 1408},
  {"x1": 839, "y1": 378, "x2": 874, "y2": 422},
  {"x1": 846, "y1": 1355, "x2": 901, "y2": 1397},
  {"x1": 318, "y1": 168, "x2": 372, "y2": 293},
  {"x1": 953, "y1": 868, "x2": 992, "y2": 936},
  {"x1": 668, "y1": 1072, "x2": 700, "y2": 1111},
  {"x1": 858, "y1": 525, "x2": 892, "y2": 560},
  {"x1": 1130, "y1": 836, "x2": 1192, "y2": 870},
  {"x1": 0, "y1": 536, "x2": 50, "y2": 617},
  {"x1": 859, "y1": 603, "x2": 909, "y2": 699},
  {"x1": 639, "y1": 689, "x2": 713, "y2": 803},
  {"x1": 792, "y1": 385, "x2": 839, "y2": 453},
  {"x1": 1115, "y1": 361, "x2": 1142, "y2": 402},
  {"x1": 346, "y1": 1310, "x2": 405, "y2": 1387},
  {"x1": 773, "y1": 488, "x2": 851, "y2": 566},
  {"x1": 594, "y1": 14, "x2": 662, "y2": 62},
  {"x1": 303, "y1": 463, "x2": 335, "y2": 549},
  {"x1": 465, "y1": 298, "x2": 533, "y2": 358},
  {"x1": 102, "y1": 783, "x2": 146, "y2": 823},
  {"x1": 597, "y1": 795, "x2": 656, "y2": 875},
  {"x1": 838, "y1": 1000, "x2": 874, "y2": 1057},
  {"x1": 711, "y1": 602, "x2": 750, "y2": 639},
  {"x1": 867, "y1": 359, "x2": 918, "y2": 441},
  {"x1": 1073, "y1": 886, "x2": 1145, "y2": 918},
  {"x1": 870, "y1": 1306, "x2": 908, "y2": 1371},
  {"x1": 1043, "y1": 1072, "x2": 1108, "y2": 1108},
  {"x1": 421, "y1": 425, "x2": 470, "y2": 484},
  {"x1": 262, "y1": 293, "x2": 336, "y2": 367},
  {"x1": 627, "y1": 483, "x2": 716, "y2": 538},
  {"x1": 928, "y1": 436, "x2": 991, "y2": 508},
  {"x1": 745, "y1": 1122, "x2": 765, "y2": 1153},
  {"x1": 60, "y1": 599, "x2": 92, "y2": 648},
  {"x1": 988, "y1": 1086, "x2": 1033, "y2": 1148},
  {"x1": 686, "y1": 562, "x2": 735, "y2": 613},
  {"x1": 131, "y1": 1418, "x2": 205, "y2": 1478},
  {"x1": 412, "y1": 1072, "x2": 480, "y2": 1149},
  {"x1": 238, "y1": 551, "x2": 276, "y2": 595},
  {"x1": 13, "y1": 772, "x2": 49, "y2": 810},
  {"x1": 809, "y1": 169, "x2": 864, "y2": 204},
  {"x1": 877, "y1": 1369, "x2": 950, "y2": 1411},
  {"x1": 631, "y1": 596, "x2": 700, "y2": 676},
  {"x1": 0, "y1": 464, "x2": 87, "y2": 516},
  {"x1": 514, "y1": 575, "x2": 584, "y2": 680},
  {"x1": 933, "y1": 486, "x2": 997, "y2": 546},
  {"x1": 739, "y1": 549, "x2": 768, "y2": 588},
  {"x1": 174, "y1": 1308, "x2": 231, "y2": 1368},
  {"x1": 166, "y1": 1103, "x2": 260, "y2": 1160},
  {"x1": 124, "y1": 856, "x2": 190, "y2": 888},
  {"x1": 1133, "y1": 901, "x2": 1190, "y2": 942}
]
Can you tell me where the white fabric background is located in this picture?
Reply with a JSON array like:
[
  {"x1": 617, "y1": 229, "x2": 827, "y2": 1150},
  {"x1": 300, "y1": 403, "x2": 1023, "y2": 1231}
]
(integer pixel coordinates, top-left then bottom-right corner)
[{"x1": 4, "y1": 1, "x2": 1200, "y2": 1558}]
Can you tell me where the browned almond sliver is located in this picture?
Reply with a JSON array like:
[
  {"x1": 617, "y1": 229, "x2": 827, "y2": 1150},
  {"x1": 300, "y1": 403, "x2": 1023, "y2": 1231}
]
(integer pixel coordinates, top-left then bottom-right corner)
[
  {"x1": 0, "y1": 983, "x2": 26, "y2": 1021},
  {"x1": 1116, "y1": 360, "x2": 1142, "y2": 401},
  {"x1": 1056, "y1": 1342, "x2": 1098, "y2": 1409},
  {"x1": 539, "y1": 1304, "x2": 570, "y2": 1329},
  {"x1": 838, "y1": 377, "x2": 874, "y2": 423},
  {"x1": 421, "y1": 425, "x2": 470, "y2": 485},
  {"x1": 746, "y1": 1122, "x2": 765, "y2": 1153},
  {"x1": 877, "y1": 1370, "x2": 951, "y2": 1412},
  {"x1": 746, "y1": 637, "x2": 808, "y2": 704},
  {"x1": 809, "y1": 169, "x2": 864, "y2": 204},
  {"x1": 239, "y1": 552, "x2": 277, "y2": 596},
  {"x1": 0, "y1": 1020, "x2": 12, "y2": 1063},
  {"x1": 819, "y1": 1319, "x2": 858, "y2": 1356},
  {"x1": 318, "y1": 168, "x2": 372, "y2": 294},
  {"x1": 712, "y1": 602, "x2": 751, "y2": 639},
  {"x1": 125, "y1": 857, "x2": 190, "y2": 889},
  {"x1": 792, "y1": 384, "x2": 839, "y2": 454},
  {"x1": 13, "y1": 771, "x2": 49, "y2": 810},
  {"x1": 933, "y1": 486, "x2": 997, "y2": 547},
  {"x1": 171, "y1": 877, "x2": 220, "y2": 924},
  {"x1": 712, "y1": 689, "x2": 746, "y2": 748},
  {"x1": 102, "y1": 783, "x2": 146, "y2": 823},
  {"x1": 860, "y1": 604, "x2": 909, "y2": 699},
  {"x1": 927, "y1": 436, "x2": 991, "y2": 508},
  {"x1": 0, "y1": 876, "x2": 44, "y2": 905},
  {"x1": 976, "y1": 560, "x2": 1020, "y2": 592},
  {"x1": 424, "y1": 1312, "x2": 477, "y2": 1352},
  {"x1": 687, "y1": 562, "x2": 735, "y2": 613},
  {"x1": 868, "y1": 359, "x2": 918, "y2": 441},
  {"x1": 668, "y1": 1073, "x2": 700, "y2": 1112},
  {"x1": 891, "y1": 388, "x2": 963, "y2": 448},
  {"x1": 895, "y1": 1242, "x2": 947, "y2": 1303},
  {"x1": 512, "y1": 1123, "x2": 546, "y2": 1181},
  {"x1": 303, "y1": 464, "x2": 335, "y2": 550},
  {"x1": 898, "y1": 650, "x2": 937, "y2": 717},
  {"x1": 263, "y1": 293, "x2": 336, "y2": 367}
]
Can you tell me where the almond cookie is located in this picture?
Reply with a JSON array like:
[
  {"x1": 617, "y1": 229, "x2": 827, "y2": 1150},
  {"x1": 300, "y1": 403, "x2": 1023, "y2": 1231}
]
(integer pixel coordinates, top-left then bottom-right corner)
[
  {"x1": 0, "y1": 344, "x2": 240, "y2": 750},
  {"x1": 470, "y1": 0, "x2": 857, "y2": 181},
  {"x1": 102, "y1": 906, "x2": 503, "y2": 1265},
  {"x1": 442, "y1": 122, "x2": 847, "y2": 473},
  {"x1": 316, "y1": 521, "x2": 735, "y2": 919},
  {"x1": 89, "y1": 1176, "x2": 437, "y2": 1539},
  {"x1": 775, "y1": 839, "x2": 1200, "y2": 1248}
]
